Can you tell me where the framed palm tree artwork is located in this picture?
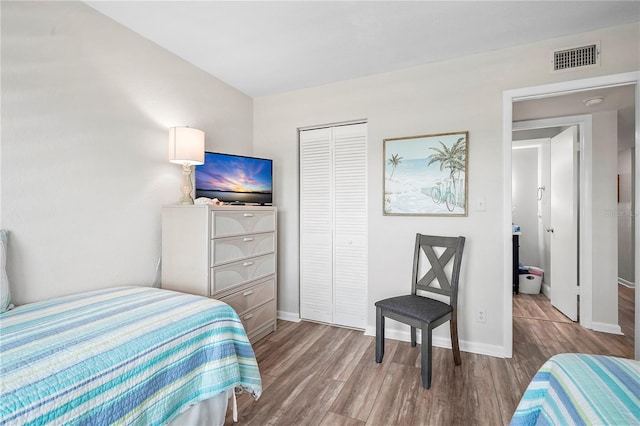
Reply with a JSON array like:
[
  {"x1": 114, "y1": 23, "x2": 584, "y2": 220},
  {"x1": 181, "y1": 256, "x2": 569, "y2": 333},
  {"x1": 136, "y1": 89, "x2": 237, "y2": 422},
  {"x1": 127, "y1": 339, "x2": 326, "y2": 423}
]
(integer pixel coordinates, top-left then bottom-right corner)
[{"x1": 383, "y1": 131, "x2": 468, "y2": 216}]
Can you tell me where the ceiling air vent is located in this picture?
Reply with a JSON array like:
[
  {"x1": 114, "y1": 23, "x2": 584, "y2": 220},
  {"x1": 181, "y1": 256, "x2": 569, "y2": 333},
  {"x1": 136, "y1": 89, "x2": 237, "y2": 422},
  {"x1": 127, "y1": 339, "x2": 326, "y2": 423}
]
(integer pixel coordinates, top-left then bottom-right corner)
[{"x1": 552, "y1": 42, "x2": 600, "y2": 72}]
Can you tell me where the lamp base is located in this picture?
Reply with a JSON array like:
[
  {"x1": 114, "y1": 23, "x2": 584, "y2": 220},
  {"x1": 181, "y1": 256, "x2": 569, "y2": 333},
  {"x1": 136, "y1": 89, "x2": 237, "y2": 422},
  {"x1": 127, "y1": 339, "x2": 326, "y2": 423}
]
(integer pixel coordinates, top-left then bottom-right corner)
[
  {"x1": 178, "y1": 195, "x2": 195, "y2": 205},
  {"x1": 178, "y1": 163, "x2": 195, "y2": 205}
]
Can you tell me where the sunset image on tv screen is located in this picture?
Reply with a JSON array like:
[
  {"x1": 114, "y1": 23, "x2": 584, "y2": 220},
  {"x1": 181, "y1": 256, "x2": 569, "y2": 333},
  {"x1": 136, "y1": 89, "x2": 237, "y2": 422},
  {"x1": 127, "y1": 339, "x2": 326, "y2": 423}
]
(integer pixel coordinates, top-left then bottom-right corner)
[{"x1": 196, "y1": 153, "x2": 272, "y2": 194}]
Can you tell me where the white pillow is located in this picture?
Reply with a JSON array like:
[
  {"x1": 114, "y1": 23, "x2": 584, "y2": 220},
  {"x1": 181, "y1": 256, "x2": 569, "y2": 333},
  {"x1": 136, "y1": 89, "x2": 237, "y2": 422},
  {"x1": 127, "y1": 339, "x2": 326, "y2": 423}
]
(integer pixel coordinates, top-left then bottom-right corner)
[{"x1": 0, "y1": 230, "x2": 11, "y2": 312}]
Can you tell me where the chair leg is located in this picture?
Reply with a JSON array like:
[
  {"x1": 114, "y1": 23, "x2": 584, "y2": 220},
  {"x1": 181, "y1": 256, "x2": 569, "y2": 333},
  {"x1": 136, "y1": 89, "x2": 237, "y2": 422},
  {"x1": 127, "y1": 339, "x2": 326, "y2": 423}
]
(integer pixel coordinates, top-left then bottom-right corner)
[
  {"x1": 411, "y1": 326, "x2": 417, "y2": 347},
  {"x1": 450, "y1": 312, "x2": 462, "y2": 366},
  {"x1": 420, "y1": 324, "x2": 432, "y2": 389},
  {"x1": 375, "y1": 307, "x2": 384, "y2": 363}
]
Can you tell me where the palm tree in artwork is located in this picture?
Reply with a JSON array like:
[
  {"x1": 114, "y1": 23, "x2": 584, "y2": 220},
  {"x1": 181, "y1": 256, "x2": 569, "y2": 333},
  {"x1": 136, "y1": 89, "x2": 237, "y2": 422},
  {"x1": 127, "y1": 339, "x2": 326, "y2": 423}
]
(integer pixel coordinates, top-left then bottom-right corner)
[
  {"x1": 427, "y1": 137, "x2": 466, "y2": 194},
  {"x1": 387, "y1": 153, "x2": 403, "y2": 180}
]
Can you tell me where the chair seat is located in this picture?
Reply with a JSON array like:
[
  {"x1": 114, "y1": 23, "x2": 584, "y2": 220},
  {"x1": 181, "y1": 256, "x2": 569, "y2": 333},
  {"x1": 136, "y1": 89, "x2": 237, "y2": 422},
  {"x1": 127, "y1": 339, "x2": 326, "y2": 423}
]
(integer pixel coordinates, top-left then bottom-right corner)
[{"x1": 375, "y1": 295, "x2": 452, "y2": 324}]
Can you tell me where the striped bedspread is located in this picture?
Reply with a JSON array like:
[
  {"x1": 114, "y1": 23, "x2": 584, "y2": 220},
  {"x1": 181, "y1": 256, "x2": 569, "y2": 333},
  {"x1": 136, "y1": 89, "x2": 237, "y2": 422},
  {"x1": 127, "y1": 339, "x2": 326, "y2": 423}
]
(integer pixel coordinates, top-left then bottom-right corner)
[
  {"x1": 0, "y1": 286, "x2": 262, "y2": 425},
  {"x1": 511, "y1": 353, "x2": 640, "y2": 425}
]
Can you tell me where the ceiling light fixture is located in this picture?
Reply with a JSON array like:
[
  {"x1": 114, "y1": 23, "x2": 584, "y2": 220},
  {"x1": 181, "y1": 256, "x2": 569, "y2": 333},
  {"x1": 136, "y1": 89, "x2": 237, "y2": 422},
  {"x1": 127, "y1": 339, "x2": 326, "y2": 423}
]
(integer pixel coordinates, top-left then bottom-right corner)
[{"x1": 583, "y1": 96, "x2": 603, "y2": 107}]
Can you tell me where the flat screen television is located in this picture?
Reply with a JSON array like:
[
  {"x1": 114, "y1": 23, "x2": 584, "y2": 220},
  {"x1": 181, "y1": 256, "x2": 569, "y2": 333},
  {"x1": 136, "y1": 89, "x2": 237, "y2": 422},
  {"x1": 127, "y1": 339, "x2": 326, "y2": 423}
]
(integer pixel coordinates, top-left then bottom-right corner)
[{"x1": 195, "y1": 152, "x2": 273, "y2": 205}]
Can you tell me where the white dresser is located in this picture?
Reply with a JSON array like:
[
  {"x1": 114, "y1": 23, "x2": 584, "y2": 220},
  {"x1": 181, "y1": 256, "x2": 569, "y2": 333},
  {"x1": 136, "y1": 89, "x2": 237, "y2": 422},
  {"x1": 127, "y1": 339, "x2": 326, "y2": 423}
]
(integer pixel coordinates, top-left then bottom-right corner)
[{"x1": 161, "y1": 204, "x2": 277, "y2": 343}]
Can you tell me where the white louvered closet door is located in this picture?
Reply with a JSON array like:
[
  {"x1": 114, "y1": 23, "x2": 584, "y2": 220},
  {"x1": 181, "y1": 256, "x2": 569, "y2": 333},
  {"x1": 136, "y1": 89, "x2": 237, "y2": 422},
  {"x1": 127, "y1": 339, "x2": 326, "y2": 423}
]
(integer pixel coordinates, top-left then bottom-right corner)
[
  {"x1": 300, "y1": 123, "x2": 367, "y2": 329},
  {"x1": 300, "y1": 127, "x2": 334, "y2": 324}
]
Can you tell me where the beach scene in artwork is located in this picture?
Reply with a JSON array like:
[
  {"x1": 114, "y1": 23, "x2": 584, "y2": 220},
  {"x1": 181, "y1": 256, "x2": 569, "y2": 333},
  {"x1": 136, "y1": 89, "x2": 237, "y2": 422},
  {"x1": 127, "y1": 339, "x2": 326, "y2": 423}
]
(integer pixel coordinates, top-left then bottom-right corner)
[{"x1": 384, "y1": 133, "x2": 466, "y2": 215}]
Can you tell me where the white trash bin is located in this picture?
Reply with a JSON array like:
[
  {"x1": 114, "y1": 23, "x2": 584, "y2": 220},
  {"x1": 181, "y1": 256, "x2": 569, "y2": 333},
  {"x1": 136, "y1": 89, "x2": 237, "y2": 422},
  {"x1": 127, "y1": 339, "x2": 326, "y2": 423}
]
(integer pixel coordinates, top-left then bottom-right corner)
[{"x1": 519, "y1": 274, "x2": 542, "y2": 294}]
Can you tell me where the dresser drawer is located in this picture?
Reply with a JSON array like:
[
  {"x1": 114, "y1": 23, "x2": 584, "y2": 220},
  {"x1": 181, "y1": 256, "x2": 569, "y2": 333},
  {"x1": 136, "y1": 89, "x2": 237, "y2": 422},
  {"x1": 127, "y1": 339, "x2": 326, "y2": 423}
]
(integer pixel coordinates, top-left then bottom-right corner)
[
  {"x1": 212, "y1": 233, "x2": 275, "y2": 266},
  {"x1": 212, "y1": 210, "x2": 275, "y2": 238},
  {"x1": 219, "y1": 278, "x2": 275, "y2": 316},
  {"x1": 211, "y1": 253, "x2": 275, "y2": 294},
  {"x1": 238, "y1": 300, "x2": 276, "y2": 336}
]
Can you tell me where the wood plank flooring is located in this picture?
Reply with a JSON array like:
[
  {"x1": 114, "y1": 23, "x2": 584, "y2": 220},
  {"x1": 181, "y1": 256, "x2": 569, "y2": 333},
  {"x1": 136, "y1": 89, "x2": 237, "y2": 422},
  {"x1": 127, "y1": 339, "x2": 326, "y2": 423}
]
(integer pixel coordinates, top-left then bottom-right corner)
[{"x1": 226, "y1": 286, "x2": 634, "y2": 425}]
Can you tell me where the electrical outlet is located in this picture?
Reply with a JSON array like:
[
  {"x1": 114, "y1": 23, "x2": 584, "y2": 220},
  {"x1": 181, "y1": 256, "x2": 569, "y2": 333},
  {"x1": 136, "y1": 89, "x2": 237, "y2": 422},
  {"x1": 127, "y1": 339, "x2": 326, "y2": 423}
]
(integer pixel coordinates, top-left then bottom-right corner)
[{"x1": 477, "y1": 309, "x2": 487, "y2": 323}]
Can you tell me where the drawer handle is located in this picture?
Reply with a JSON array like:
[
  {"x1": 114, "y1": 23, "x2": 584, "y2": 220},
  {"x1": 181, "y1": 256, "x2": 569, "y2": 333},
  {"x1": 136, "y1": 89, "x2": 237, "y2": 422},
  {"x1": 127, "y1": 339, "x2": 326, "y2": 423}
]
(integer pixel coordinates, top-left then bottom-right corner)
[
  {"x1": 243, "y1": 290, "x2": 254, "y2": 296},
  {"x1": 243, "y1": 237, "x2": 254, "y2": 242},
  {"x1": 243, "y1": 213, "x2": 254, "y2": 217},
  {"x1": 243, "y1": 261, "x2": 254, "y2": 267},
  {"x1": 244, "y1": 314, "x2": 254, "y2": 320}
]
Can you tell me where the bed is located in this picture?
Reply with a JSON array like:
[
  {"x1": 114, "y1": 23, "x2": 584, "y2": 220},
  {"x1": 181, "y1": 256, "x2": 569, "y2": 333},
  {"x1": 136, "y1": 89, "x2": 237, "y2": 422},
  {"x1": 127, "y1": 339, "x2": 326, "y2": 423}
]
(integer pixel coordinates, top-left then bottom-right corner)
[
  {"x1": 0, "y1": 285, "x2": 262, "y2": 425},
  {"x1": 511, "y1": 353, "x2": 640, "y2": 425}
]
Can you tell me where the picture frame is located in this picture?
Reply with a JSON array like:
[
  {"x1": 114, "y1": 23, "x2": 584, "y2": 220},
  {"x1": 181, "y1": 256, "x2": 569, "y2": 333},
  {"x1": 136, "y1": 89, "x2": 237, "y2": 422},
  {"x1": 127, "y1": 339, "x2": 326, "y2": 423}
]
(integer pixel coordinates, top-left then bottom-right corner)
[{"x1": 383, "y1": 131, "x2": 468, "y2": 216}]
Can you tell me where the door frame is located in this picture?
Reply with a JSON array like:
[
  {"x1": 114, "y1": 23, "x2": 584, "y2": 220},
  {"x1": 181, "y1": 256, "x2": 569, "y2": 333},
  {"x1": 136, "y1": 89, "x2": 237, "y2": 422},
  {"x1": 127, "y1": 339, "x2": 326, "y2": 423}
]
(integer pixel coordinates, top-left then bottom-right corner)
[
  {"x1": 513, "y1": 117, "x2": 591, "y2": 325},
  {"x1": 502, "y1": 71, "x2": 640, "y2": 359}
]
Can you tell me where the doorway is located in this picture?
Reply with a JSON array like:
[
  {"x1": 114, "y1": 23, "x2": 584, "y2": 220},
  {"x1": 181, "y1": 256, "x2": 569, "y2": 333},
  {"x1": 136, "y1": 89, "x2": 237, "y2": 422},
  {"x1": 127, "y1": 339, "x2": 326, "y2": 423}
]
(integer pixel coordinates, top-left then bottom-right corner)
[
  {"x1": 502, "y1": 72, "x2": 640, "y2": 359},
  {"x1": 512, "y1": 123, "x2": 581, "y2": 322}
]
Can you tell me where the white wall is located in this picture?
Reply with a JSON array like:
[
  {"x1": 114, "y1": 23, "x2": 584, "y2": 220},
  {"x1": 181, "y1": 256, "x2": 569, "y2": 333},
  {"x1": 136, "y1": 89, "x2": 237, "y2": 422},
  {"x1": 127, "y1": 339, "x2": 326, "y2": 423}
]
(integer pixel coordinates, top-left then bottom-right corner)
[
  {"x1": 254, "y1": 23, "x2": 639, "y2": 354},
  {"x1": 512, "y1": 146, "x2": 540, "y2": 267},
  {"x1": 1, "y1": 2, "x2": 253, "y2": 304},
  {"x1": 592, "y1": 110, "x2": 620, "y2": 328},
  {"x1": 618, "y1": 147, "x2": 634, "y2": 284}
]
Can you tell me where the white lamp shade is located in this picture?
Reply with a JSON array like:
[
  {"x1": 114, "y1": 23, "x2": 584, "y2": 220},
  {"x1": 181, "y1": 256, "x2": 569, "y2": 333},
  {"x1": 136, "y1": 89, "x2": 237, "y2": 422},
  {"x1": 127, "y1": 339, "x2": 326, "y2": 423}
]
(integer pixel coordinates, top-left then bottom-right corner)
[{"x1": 168, "y1": 127, "x2": 205, "y2": 165}]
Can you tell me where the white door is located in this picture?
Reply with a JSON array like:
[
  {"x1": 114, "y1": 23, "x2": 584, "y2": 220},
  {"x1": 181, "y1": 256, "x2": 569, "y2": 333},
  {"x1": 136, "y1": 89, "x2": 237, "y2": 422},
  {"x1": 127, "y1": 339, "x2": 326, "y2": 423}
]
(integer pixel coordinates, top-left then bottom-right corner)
[
  {"x1": 549, "y1": 126, "x2": 579, "y2": 321},
  {"x1": 299, "y1": 123, "x2": 368, "y2": 328},
  {"x1": 332, "y1": 124, "x2": 367, "y2": 328},
  {"x1": 300, "y1": 127, "x2": 334, "y2": 324}
]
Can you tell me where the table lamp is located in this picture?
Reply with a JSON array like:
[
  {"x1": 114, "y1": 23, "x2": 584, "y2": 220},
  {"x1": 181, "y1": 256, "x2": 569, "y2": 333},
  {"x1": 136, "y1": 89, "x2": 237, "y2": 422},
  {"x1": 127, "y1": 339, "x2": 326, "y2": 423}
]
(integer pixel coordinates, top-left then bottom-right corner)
[{"x1": 168, "y1": 126, "x2": 205, "y2": 205}]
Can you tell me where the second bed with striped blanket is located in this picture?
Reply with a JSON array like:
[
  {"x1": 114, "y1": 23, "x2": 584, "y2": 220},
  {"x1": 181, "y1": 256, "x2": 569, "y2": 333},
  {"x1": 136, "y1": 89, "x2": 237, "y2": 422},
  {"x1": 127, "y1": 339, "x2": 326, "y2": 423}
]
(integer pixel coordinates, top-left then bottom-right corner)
[{"x1": 511, "y1": 353, "x2": 640, "y2": 425}]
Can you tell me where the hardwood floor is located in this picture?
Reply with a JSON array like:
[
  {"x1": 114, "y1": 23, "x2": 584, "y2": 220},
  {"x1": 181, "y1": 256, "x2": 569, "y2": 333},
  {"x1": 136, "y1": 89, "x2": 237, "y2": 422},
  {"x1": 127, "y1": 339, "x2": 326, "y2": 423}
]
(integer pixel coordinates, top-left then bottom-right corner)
[
  {"x1": 513, "y1": 285, "x2": 635, "y2": 358},
  {"x1": 226, "y1": 287, "x2": 634, "y2": 425}
]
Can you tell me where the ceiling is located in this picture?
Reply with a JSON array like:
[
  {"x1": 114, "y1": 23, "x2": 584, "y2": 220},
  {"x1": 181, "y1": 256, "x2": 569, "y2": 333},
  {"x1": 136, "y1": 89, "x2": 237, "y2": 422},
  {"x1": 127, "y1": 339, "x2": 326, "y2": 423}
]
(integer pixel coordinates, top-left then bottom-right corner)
[
  {"x1": 513, "y1": 85, "x2": 636, "y2": 151},
  {"x1": 85, "y1": 1, "x2": 640, "y2": 97}
]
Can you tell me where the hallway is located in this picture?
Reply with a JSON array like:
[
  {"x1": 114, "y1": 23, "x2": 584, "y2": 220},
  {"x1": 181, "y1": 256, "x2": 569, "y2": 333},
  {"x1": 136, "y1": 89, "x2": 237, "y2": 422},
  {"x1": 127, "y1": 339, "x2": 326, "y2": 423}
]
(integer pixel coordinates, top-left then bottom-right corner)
[{"x1": 512, "y1": 284, "x2": 634, "y2": 367}]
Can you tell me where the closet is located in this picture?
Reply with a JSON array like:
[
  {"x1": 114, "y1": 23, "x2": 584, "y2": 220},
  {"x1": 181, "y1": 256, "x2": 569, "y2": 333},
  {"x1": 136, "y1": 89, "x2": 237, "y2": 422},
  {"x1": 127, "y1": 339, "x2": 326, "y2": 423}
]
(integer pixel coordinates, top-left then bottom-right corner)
[{"x1": 299, "y1": 122, "x2": 367, "y2": 329}]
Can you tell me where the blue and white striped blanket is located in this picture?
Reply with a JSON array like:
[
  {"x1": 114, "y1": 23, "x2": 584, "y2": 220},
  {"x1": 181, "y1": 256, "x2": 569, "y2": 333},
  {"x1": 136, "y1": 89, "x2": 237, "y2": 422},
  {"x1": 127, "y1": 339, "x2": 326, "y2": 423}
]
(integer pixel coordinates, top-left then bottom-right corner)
[
  {"x1": 0, "y1": 286, "x2": 262, "y2": 425},
  {"x1": 511, "y1": 353, "x2": 640, "y2": 425}
]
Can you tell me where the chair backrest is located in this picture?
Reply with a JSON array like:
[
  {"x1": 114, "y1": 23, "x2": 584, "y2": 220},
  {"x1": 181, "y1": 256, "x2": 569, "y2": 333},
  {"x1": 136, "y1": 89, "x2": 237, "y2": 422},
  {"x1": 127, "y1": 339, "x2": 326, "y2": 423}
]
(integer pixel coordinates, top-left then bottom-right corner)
[{"x1": 411, "y1": 234, "x2": 465, "y2": 309}]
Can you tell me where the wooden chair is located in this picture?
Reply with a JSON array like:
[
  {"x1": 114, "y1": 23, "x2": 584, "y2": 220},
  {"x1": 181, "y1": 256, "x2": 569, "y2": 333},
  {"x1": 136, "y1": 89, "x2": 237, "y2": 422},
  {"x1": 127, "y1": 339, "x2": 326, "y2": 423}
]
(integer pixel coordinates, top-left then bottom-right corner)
[{"x1": 375, "y1": 234, "x2": 466, "y2": 389}]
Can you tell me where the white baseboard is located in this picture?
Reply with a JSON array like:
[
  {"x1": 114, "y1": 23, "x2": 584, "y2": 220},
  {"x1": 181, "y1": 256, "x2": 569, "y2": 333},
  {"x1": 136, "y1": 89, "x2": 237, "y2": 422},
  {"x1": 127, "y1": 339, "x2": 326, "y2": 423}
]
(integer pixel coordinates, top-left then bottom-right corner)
[
  {"x1": 618, "y1": 278, "x2": 635, "y2": 288},
  {"x1": 364, "y1": 326, "x2": 505, "y2": 358},
  {"x1": 277, "y1": 310, "x2": 301, "y2": 322},
  {"x1": 591, "y1": 321, "x2": 623, "y2": 335},
  {"x1": 541, "y1": 282, "x2": 551, "y2": 298}
]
